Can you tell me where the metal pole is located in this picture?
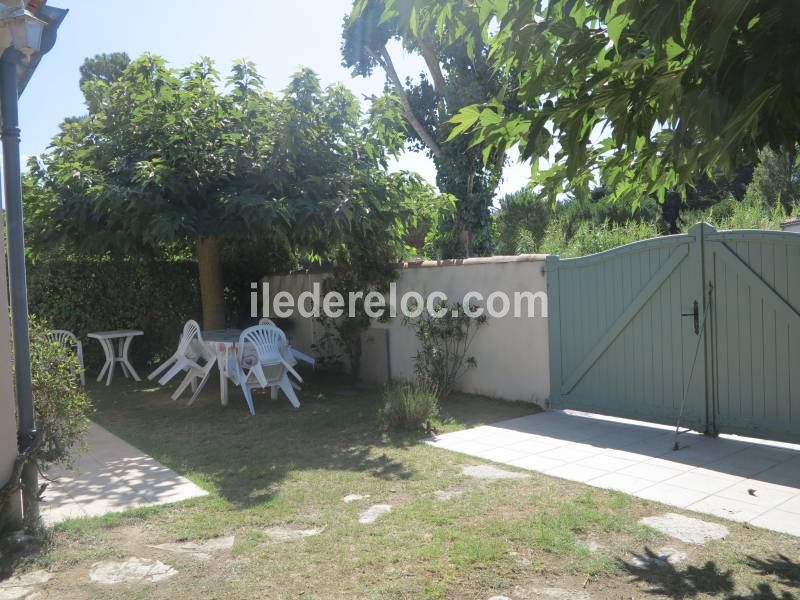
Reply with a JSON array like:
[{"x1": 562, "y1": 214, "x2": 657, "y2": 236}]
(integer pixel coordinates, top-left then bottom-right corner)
[{"x1": 1, "y1": 48, "x2": 38, "y2": 524}]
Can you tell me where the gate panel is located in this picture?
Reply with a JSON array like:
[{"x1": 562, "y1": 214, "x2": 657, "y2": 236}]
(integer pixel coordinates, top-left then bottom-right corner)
[
  {"x1": 706, "y1": 230, "x2": 800, "y2": 442},
  {"x1": 546, "y1": 228, "x2": 707, "y2": 428}
]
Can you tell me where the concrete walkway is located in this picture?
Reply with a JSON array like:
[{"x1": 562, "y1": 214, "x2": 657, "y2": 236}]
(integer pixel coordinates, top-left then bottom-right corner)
[
  {"x1": 42, "y1": 422, "x2": 207, "y2": 524},
  {"x1": 428, "y1": 410, "x2": 800, "y2": 537}
]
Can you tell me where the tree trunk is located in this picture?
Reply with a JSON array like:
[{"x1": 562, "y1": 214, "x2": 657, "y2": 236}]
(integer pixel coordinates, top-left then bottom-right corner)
[
  {"x1": 367, "y1": 45, "x2": 442, "y2": 158},
  {"x1": 196, "y1": 237, "x2": 225, "y2": 330},
  {"x1": 418, "y1": 39, "x2": 447, "y2": 101}
]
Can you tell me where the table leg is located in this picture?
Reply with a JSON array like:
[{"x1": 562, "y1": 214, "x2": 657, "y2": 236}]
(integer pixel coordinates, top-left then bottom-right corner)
[
  {"x1": 118, "y1": 339, "x2": 130, "y2": 378},
  {"x1": 218, "y1": 352, "x2": 229, "y2": 407},
  {"x1": 121, "y1": 335, "x2": 141, "y2": 381},
  {"x1": 103, "y1": 339, "x2": 115, "y2": 386},
  {"x1": 96, "y1": 339, "x2": 113, "y2": 384}
]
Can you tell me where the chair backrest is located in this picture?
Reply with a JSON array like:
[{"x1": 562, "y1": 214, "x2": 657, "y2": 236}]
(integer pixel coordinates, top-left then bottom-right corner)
[
  {"x1": 177, "y1": 320, "x2": 203, "y2": 355},
  {"x1": 258, "y1": 317, "x2": 276, "y2": 326},
  {"x1": 239, "y1": 325, "x2": 287, "y2": 364},
  {"x1": 48, "y1": 329, "x2": 79, "y2": 348}
]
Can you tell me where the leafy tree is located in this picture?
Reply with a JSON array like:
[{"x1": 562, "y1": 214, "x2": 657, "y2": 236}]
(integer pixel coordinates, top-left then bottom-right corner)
[
  {"x1": 27, "y1": 55, "x2": 411, "y2": 329},
  {"x1": 342, "y1": 0, "x2": 514, "y2": 257},
  {"x1": 79, "y1": 51, "x2": 131, "y2": 86},
  {"x1": 492, "y1": 188, "x2": 551, "y2": 255},
  {"x1": 744, "y1": 147, "x2": 800, "y2": 213},
  {"x1": 386, "y1": 0, "x2": 800, "y2": 207},
  {"x1": 399, "y1": 177, "x2": 456, "y2": 258},
  {"x1": 78, "y1": 52, "x2": 131, "y2": 112}
]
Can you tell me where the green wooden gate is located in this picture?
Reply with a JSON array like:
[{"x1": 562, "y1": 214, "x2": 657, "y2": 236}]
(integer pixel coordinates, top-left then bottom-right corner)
[{"x1": 546, "y1": 223, "x2": 800, "y2": 442}]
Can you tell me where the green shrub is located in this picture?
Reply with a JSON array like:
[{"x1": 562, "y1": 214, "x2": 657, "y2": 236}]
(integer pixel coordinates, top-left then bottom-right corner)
[
  {"x1": 27, "y1": 258, "x2": 201, "y2": 370},
  {"x1": 26, "y1": 258, "x2": 259, "y2": 370},
  {"x1": 404, "y1": 300, "x2": 486, "y2": 399},
  {"x1": 1, "y1": 317, "x2": 93, "y2": 532},
  {"x1": 381, "y1": 382, "x2": 438, "y2": 431},
  {"x1": 29, "y1": 316, "x2": 93, "y2": 469},
  {"x1": 682, "y1": 199, "x2": 792, "y2": 232},
  {"x1": 539, "y1": 219, "x2": 660, "y2": 258}
]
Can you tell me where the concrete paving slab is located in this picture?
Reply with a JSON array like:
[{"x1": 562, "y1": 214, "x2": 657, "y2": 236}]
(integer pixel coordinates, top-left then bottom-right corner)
[
  {"x1": 427, "y1": 410, "x2": 800, "y2": 536},
  {"x1": 41, "y1": 422, "x2": 208, "y2": 525}
]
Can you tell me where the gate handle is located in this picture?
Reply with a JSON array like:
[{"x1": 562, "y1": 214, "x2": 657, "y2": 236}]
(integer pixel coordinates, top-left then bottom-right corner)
[{"x1": 681, "y1": 300, "x2": 699, "y2": 335}]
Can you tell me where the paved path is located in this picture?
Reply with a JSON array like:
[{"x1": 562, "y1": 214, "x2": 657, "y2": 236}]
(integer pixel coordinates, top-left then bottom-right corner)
[
  {"x1": 428, "y1": 410, "x2": 800, "y2": 536},
  {"x1": 42, "y1": 422, "x2": 207, "y2": 524}
]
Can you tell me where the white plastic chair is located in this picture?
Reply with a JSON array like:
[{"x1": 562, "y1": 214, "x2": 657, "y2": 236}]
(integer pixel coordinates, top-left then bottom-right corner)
[
  {"x1": 147, "y1": 320, "x2": 215, "y2": 400},
  {"x1": 258, "y1": 317, "x2": 276, "y2": 326},
  {"x1": 231, "y1": 325, "x2": 302, "y2": 415},
  {"x1": 47, "y1": 330, "x2": 85, "y2": 386}
]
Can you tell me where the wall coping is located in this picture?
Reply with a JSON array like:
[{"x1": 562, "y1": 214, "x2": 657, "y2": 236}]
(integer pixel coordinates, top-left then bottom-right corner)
[
  {"x1": 781, "y1": 217, "x2": 800, "y2": 229},
  {"x1": 400, "y1": 254, "x2": 548, "y2": 269},
  {"x1": 264, "y1": 254, "x2": 550, "y2": 278}
]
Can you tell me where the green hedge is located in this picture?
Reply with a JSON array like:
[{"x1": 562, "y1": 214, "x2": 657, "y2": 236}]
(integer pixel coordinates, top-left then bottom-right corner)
[{"x1": 28, "y1": 259, "x2": 202, "y2": 371}]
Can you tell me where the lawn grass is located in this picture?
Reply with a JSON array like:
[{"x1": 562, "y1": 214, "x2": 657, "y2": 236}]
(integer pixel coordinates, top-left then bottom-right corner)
[{"x1": 3, "y1": 374, "x2": 800, "y2": 599}]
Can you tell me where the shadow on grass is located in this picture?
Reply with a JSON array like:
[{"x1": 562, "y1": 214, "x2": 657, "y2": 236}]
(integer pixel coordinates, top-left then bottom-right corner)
[
  {"x1": 746, "y1": 555, "x2": 800, "y2": 589},
  {"x1": 82, "y1": 375, "x2": 417, "y2": 507},
  {"x1": 79, "y1": 372, "x2": 539, "y2": 508},
  {"x1": 620, "y1": 549, "x2": 798, "y2": 599}
]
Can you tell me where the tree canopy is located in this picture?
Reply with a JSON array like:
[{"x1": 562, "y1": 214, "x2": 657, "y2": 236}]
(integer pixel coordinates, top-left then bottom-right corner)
[
  {"x1": 26, "y1": 54, "x2": 416, "y2": 327},
  {"x1": 343, "y1": 0, "x2": 517, "y2": 256},
  {"x1": 376, "y1": 0, "x2": 800, "y2": 206}
]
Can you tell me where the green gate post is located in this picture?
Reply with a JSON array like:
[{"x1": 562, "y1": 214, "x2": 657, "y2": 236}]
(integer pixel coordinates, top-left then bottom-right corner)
[{"x1": 545, "y1": 255, "x2": 561, "y2": 408}]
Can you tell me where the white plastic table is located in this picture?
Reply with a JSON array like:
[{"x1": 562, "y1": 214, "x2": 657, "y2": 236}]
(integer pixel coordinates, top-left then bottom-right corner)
[
  {"x1": 202, "y1": 329, "x2": 315, "y2": 407},
  {"x1": 87, "y1": 330, "x2": 144, "y2": 386},
  {"x1": 201, "y1": 329, "x2": 240, "y2": 407}
]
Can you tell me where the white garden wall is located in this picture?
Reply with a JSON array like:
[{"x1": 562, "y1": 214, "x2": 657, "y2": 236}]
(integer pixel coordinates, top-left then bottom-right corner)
[{"x1": 262, "y1": 255, "x2": 550, "y2": 406}]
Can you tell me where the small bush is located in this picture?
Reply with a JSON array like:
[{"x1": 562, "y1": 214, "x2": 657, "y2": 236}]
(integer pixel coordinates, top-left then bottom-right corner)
[
  {"x1": 381, "y1": 382, "x2": 438, "y2": 431},
  {"x1": 29, "y1": 316, "x2": 93, "y2": 469},
  {"x1": 404, "y1": 300, "x2": 486, "y2": 400},
  {"x1": 2, "y1": 317, "x2": 93, "y2": 533}
]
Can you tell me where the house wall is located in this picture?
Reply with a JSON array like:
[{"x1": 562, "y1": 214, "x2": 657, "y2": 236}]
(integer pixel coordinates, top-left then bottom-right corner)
[
  {"x1": 263, "y1": 255, "x2": 551, "y2": 406},
  {"x1": 0, "y1": 217, "x2": 20, "y2": 525}
]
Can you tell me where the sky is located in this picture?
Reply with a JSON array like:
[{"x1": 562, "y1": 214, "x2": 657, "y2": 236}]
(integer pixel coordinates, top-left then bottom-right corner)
[{"x1": 20, "y1": 0, "x2": 531, "y2": 199}]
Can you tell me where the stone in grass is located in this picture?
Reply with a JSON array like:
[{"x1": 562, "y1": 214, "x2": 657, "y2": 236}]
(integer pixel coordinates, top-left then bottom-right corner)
[
  {"x1": 342, "y1": 494, "x2": 370, "y2": 503},
  {"x1": 434, "y1": 488, "x2": 465, "y2": 502},
  {"x1": 461, "y1": 465, "x2": 530, "y2": 480},
  {"x1": 629, "y1": 547, "x2": 688, "y2": 569},
  {"x1": 358, "y1": 504, "x2": 392, "y2": 524},
  {"x1": 582, "y1": 539, "x2": 603, "y2": 553},
  {"x1": 639, "y1": 513, "x2": 729, "y2": 544},
  {"x1": 149, "y1": 536, "x2": 235, "y2": 561},
  {"x1": 0, "y1": 570, "x2": 52, "y2": 600},
  {"x1": 89, "y1": 558, "x2": 177, "y2": 585},
  {"x1": 263, "y1": 525, "x2": 326, "y2": 542}
]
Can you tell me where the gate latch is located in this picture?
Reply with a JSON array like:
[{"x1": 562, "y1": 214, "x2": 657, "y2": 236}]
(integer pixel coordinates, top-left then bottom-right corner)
[{"x1": 682, "y1": 301, "x2": 700, "y2": 335}]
